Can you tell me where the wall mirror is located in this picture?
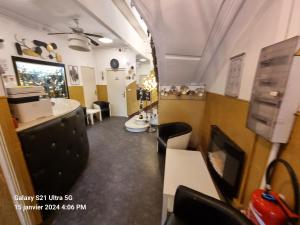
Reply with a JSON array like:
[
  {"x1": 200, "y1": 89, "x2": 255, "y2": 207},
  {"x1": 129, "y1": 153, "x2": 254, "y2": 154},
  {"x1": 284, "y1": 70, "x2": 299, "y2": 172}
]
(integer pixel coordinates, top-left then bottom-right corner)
[{"x1": 12, "y1": 56, "x2": 69, "y2": 98}]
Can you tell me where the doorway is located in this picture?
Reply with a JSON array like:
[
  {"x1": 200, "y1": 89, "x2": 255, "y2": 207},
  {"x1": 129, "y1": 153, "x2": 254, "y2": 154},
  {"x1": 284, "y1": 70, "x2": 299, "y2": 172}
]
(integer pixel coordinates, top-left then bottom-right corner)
[
  {"x1": 107, "y1": 69, "x2": 127, "y2": 117},
  {"x1": 81, "y1": 66, "x2": 97, "y2": 108}
]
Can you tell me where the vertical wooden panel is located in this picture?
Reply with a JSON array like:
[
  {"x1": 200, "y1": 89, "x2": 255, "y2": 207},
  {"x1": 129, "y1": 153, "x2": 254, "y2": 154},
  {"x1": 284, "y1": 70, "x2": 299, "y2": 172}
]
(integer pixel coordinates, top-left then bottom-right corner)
[
  {"x1": 159, "y1": 99, "x2": 206, "y2": 147},
  {"x1": 271, "y1": 115, "x2": 300, "y2": 207},
  {"x1": 96, "y1": 85, "x2": 108, "y2": 101},
  {"x1": 199, "y1": 92, "x2": 300, "y2": 210},
  {"x1": 241, "y1": 136, "x2": 271, "y2": 205},
  {"x1": 0, "y1": 165, "x2": 20, "y2": 225},
  {"x1": 68, "y1": 86, "x2": 85, "y2": 106},
  {"x1": 126, "y1": 82, "x2": 158, "y2": 116},
  {"x1": 199, "y1": 93, "x2": 258, "y2": 207},
  {"x1": 126, "y1": 82, "x2": 139, "y2": 116},
  {"x1": 0, "y1": 97, "x2": 42, "y2": 225}
]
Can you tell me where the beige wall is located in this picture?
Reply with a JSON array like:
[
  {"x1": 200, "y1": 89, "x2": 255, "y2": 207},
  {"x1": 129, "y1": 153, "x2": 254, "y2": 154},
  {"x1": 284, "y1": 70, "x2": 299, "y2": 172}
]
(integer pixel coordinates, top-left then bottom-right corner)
[
  {"x1": 200, "y1": 93, "x2": 257, "y2": 206},
  {"x1": 68, "y1": 86, "x2": 85, "y2": 106},
  {"x1": 69, "y1": 85, "x2": 108, "y2": 107},
  {"x1": 195, "y1": 0, "x2": 300, "y2": 211},
  {"x1": 0, "y1": 165, "x2": 20, "y2": 225},
  {"x1": 97, "y1": 85, "x2": 108, "y2": 102},
  {"x1": 159, "y1": 98, "x2": 205, "y2": 148},
  {"x1": 68, "y1": 81, "x2": 158, "y2": 115},
  {"x1": 199, "y1": 92, "x2": 300, "y2": 211},
  {"x1": 271, "y1": 115, "x2": 300, "y2": 208}
]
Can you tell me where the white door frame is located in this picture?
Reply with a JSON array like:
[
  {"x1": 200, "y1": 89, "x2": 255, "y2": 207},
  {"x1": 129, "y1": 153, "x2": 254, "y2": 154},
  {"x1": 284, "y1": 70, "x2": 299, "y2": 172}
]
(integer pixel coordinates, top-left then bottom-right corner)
[{"x1": 106, "y1": 68, "x2": 128, "y2": 117}]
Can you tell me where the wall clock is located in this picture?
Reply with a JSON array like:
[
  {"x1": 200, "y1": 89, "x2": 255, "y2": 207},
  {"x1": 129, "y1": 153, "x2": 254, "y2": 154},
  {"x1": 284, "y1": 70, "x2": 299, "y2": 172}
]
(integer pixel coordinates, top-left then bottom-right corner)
[{"x1": 110, "y1": 58, "x2": 119, "y2": 69}]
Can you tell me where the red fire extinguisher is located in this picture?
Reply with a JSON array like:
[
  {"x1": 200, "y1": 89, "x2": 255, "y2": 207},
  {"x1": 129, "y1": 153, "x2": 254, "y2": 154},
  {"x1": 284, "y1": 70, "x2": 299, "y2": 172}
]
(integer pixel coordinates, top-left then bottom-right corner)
[{"x1": 248, "y1": 159, "x2": 299, "y2": 225}]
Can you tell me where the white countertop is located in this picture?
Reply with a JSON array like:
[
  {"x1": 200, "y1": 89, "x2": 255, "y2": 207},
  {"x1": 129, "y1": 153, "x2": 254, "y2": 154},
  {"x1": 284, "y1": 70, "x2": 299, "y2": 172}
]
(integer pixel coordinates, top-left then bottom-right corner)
[
  {"x1": 164, "y1": 149, "x2": 220, "y2": 199},
  {"x1": 16, "y1": 98, "x2": 80, "y2": 132}
]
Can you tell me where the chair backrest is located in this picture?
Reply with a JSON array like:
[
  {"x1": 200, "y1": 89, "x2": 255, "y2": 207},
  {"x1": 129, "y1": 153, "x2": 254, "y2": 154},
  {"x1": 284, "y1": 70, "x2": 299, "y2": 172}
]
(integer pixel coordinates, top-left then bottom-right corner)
[
  {"x1": 174, "y1": 186, "x2": 252, "y2": 225},
  {"x1": 93, "y1": 101, "x2": 109, "y2": 109},
  {"x1": 159, "y1": 122, "x2": 192, "y2": 139}
]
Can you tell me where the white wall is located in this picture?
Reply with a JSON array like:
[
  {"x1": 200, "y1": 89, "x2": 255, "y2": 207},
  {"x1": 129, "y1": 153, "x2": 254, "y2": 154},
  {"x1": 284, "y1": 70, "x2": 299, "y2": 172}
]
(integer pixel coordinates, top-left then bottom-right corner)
[
  {"x1": 0, "y1": 13, "x2": 139, "y2": 90},
  {"x1": 136, "y1": 61, "x2": 153, "y2": 84},
  {"x1": 202, "y1": 0, "x2": 300, "y2": 101},
  {"x1": 93, "y1": 48, "x2": 136, "y2": 85},
  {"x1": 0, "y1": 13, "x2": 96, "y2": 87}
]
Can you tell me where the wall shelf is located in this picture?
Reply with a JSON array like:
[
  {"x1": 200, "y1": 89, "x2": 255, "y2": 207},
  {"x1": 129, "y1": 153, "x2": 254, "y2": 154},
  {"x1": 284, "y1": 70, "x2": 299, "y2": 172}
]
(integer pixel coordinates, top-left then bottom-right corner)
[{"x1": 160, "y1": 94, "x2": 205, "y2": 101}]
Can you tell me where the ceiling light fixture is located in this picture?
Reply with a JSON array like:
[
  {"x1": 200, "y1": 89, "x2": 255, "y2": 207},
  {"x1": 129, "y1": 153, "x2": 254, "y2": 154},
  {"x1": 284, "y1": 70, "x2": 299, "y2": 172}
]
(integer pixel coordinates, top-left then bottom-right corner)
[
  {"x1": 139, "y1": 58, "x2": 147, "y2": 62},
  {"x1": 98, "y1": 37, "x2": 113, "y2": 44},
  {"x1": 68, "y1": 34, "x2": 91, "y2": 52}
]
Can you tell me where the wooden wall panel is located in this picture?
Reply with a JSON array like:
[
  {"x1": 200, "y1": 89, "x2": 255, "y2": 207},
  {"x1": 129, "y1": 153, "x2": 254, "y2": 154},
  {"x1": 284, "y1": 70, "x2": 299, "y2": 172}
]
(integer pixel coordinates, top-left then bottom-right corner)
[
  {"x1": 241, "y1": 136, "x2": 271, "y2": 205},
  {"x1": 200, "y1": 93, "x2": 255, "y2": 154},
  {"x1": 150, "y1": 89, "x2": 158, "y2": 103},
  {"x1": 159, "y1": 99, "x2": 206, "y2": 147},
  {"x1": 199, "y1": 93, "x2": 262, "y2": 207},
  {"x1": 271, "y1": 115, "x2": 300, "y2": 207},
  {"x1": 97, "y1": 85, "x2": 108, "y2": 101},
  {"x1": 199, "y1": 92, "x2": 300, "y2": 210},
  {"x1": 126, "y1": 82, "x2": 139, "y2": 116},
  {"x1": 126, "y1": 82, "x2": 158, "y2": 116},
  {"x1": 68, "y1": 86, "x2": 85, "y2": 106},
  {"x1": 0, "y1": 97, "x2": 42, "y2": 224},
  {"x1": 0, "y1": 165, "x2": 20, "y2": 225}
]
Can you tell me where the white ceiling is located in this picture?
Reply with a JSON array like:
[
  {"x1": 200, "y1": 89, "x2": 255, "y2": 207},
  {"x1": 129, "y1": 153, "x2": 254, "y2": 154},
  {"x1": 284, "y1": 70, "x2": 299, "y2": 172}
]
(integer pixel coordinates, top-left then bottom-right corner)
[
  {"x1": 161, "y1": 0, "x2": 221, "y2": 57},
  {"x1": 0, "y1": 0, "x2": 126, "y2": 48},
  {"x1": 133, "y1": 0, "x2": 246, "y2": 85}
]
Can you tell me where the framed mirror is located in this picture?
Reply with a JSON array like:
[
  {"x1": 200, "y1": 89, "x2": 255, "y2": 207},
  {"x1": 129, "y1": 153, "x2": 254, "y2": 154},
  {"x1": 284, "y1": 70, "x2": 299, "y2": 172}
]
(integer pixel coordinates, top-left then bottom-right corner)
[{"x1": 12, "y1": 56, "x2": 69, "y2": 98}]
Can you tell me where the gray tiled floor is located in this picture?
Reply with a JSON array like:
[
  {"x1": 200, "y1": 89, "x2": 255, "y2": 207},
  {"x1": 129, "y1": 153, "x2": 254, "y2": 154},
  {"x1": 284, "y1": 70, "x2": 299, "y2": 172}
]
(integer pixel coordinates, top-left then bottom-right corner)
[{"x1": 46, "y1": 117, "x2": 163, "y2": 225}]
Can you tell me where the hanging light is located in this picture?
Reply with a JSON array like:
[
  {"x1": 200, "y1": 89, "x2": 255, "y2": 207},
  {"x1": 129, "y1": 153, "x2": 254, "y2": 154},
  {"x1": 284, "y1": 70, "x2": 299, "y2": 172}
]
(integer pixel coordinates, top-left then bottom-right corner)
[
  {"x1": 142, "y1": 71, "x2": 157, "y2": 91},
  {"x1": 98, "y1": 37, "x2": 113, "y2": 44},
  {"x1": 68, "y1": 34, "x2": 91, "y2": 52}
]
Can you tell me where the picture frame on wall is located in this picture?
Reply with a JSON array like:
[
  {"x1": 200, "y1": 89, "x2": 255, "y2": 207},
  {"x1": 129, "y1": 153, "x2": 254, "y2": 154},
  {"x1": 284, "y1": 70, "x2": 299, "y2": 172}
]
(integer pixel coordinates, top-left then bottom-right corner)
[
  {"x1": 225, "y1": 53, "x2": 245, "y2": 98},
  {"x1": 68, "y1": 65, "x2": 80, "y2": 85},
  {"x1": 12, "y1": 56, "x2": 69, "y2": 98}
]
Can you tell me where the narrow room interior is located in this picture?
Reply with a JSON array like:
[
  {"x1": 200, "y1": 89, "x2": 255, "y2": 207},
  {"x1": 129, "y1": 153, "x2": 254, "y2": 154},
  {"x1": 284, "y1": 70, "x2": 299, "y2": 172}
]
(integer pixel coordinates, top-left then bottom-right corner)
[{"x1": 0, "y1": 1, "x2": 300, "y2": 225}]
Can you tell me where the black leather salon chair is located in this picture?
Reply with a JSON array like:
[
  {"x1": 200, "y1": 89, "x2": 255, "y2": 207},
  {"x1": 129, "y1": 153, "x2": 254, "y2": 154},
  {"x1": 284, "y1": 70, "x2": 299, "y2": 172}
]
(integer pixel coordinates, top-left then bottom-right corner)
[
  {"x1": 157, "y1": 122, "x2": 192, "y2": 152},
  {"x1": 165, "y1": 185, "x2": 252, "y2": 225},
  {"x1": 93, "y1": 101, "x2": 111, "y2": 121}
]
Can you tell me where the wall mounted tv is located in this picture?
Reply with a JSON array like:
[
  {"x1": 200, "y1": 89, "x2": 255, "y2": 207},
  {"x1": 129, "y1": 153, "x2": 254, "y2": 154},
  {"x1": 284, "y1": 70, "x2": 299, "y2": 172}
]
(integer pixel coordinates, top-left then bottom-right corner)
[{"x1": 12, "y1": 56, "x2": 69, "y2": 98}]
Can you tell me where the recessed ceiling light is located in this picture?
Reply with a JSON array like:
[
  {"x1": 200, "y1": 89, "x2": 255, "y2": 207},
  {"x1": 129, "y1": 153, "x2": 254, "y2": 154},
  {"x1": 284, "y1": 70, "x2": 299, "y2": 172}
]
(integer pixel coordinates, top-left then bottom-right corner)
[
  {"x1": 139, "y1": 58, "x2": 147, "y2": 62},
  {"x1": 98, "y1": 37, "x2": 113, "y2": 44}
]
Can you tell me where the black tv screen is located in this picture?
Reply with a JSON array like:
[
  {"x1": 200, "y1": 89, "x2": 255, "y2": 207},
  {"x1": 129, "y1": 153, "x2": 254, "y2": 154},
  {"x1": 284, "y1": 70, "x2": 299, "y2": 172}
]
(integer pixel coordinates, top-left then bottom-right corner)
[
  {"x1": 12, "y1": 56, "x2": 69, "y2": 98},
  {"x1": 207, "y1": 125, "x2": 245, "y2": 200}
]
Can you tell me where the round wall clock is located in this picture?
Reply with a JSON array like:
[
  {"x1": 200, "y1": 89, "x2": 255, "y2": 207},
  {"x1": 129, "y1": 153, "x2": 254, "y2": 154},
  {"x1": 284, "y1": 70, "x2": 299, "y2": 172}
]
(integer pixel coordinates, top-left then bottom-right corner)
[{"x1": 110, "y1": 58, "x2": 119, "y2": 69}]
